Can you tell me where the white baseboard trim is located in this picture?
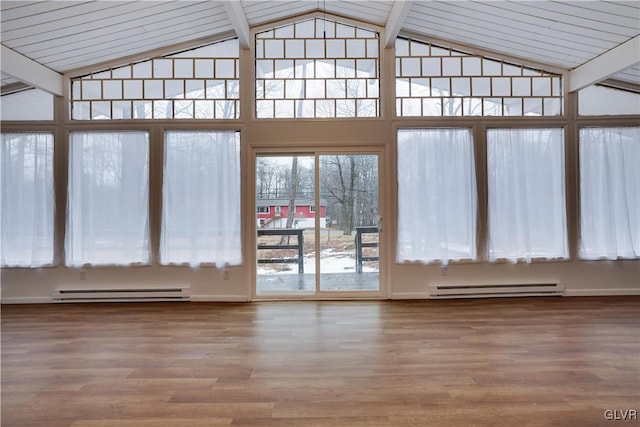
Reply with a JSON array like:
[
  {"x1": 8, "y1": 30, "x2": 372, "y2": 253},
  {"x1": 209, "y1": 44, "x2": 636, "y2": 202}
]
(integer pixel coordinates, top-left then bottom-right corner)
[
  {"x1": 391, "y1": 289, "x2": 640, "y2": 300},
  {"x1": 565, "y1": 288, "x2": 640, "y2": 297},
  {"x1": 390, "y1": 292, "x2": 430, "y2": 300},
  {"x1": 2, "y1": 297, "x2": 53, "y2": 304},
  {"x1": 3, "y1": 295, "x2": 250, "y2": 304},
  {"x1": 2, "y1": 290, "x2": 636, "y2": 304},
  {"x1": 191, "y1": 294, "x2": 249, "y2": 302}
]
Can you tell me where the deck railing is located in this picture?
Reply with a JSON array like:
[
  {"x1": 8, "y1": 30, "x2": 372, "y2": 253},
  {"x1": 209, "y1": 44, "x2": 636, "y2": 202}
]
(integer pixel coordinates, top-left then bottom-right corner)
[
  {"x1": 257, "y1": 228, "x2": 304, "y2": 274},
  {"x1": 355, "y1": 226, "x2": 379, "y2": 273}
]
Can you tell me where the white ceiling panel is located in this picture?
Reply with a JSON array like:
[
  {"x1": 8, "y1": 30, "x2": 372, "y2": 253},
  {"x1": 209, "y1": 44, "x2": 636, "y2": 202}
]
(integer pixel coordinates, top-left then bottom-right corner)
[
  {"x1": 1, "y1": 72, "x2": 20, "y2": 86},
  {"x1": 522, "y1": 1, "x2": 640, "y2": 30},
  {"x1": 490, "y1": 1, "x2": 638, "y2": 39},
  {"x1": 1, "y1": 2, "x2": 135, "y2": 34},
  {"x1": 243, "y1": 0, "x2": 391, "y2": 32},
  {"x1": 1, "y1": 0, "x2": 638, "y2": 89},
  {"x1": 612, "y1": 65, "x2": 640, "y2": 84},
  {"x1": 405, "y1": 1, "x2": 632, "y2": 67},
  {"x1": 403, "y1": 12, "x2": 596, "y2": 68},
  {"x1": 3, "y1": 2, "x2": 201, "y2": 45},
  {"x1": 20, "y1": 10, "x2": 232, "y2": 71},
  {"x1": 242, "y1": 1, "x2": 316, "y2": 25},
  {"x1": 1, "y1": 1, "x2": 99, "y2": 23},
  {"x1": 323, "y1": 0, "x2": 393, "y2": 26},
  {"x1": 2, "y1": 1, "x2": 230, "y2": 74}
]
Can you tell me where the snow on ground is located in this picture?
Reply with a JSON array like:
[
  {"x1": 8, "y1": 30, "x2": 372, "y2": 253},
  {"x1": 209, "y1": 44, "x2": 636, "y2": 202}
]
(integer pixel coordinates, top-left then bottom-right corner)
[{"x1": 257, "y1": 249, "x2": 377, "y2": 275}]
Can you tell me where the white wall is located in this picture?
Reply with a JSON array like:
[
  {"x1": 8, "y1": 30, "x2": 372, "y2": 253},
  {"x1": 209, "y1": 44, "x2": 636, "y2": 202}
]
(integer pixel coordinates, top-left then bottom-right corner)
[
  {"x1": 2, "y1": 258, "x2": 638, "y2": 303},
  {"x1": 390, "y1": 260, "x2": 640, "y2": 299},
  {"x1": 1, "y1": 265, "x2": 250, "y2": 304}
]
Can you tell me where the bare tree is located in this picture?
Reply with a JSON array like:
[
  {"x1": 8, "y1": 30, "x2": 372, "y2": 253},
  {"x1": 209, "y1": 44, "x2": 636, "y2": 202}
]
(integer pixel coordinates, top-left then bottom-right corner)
[
  {"x1": 321, "y1": 154, "x2": 378, "y2": 235},
  {"x1": 279, "y1": 157, "x2": 299, "y2": 244},
  {"x1": 256, "y1": 157, "x2": 278, "y2": 199},
  {"x1": 322, "y1": 155, "x2": 357, "y2": 235}
]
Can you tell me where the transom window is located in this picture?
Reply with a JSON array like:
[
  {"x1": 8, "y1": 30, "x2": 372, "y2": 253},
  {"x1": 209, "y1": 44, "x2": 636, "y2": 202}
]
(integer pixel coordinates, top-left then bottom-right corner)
[
  {"x1": 255, "y1": 17, "x2": 380, "y2": 118},
  {"x1": 71, "y1": 39, "x2": 239, "y2": 120},
  {"x1": 579, "y1": 85, "x2": 640, "y2": 116},
  {"x1": 395, "y1": 37, "x2": 563, "y2": 117},
  {"x1": 1, "y1": 88, "x2": 54, "y2": 121}
]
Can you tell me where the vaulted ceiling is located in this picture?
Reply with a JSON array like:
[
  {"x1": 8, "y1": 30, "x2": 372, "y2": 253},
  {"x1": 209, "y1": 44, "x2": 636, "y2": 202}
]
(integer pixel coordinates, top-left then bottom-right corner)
[{"x1": 1, "y1": 0, "x2": 639, "y2": 96}]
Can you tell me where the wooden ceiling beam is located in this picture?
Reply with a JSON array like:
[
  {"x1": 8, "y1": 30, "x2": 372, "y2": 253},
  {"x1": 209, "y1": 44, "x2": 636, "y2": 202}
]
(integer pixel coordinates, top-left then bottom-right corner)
[
  {"x1": 568, "y1": 35, "x2": 640, "y2": 92},
  {"x1": 223, "y1": 1, "x2": 251, "y2": 49},
  {"x1": 1, "y1": 45, "x2": 63, "y2": 96},
  {"x1": 384, "y1": 1, "x2": 413, "y2": 48}
]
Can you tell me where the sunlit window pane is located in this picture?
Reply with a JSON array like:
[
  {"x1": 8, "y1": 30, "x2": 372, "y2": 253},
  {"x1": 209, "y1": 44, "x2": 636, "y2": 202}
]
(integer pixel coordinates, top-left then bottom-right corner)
[
  {"x1": 580, "y1": 127, "x2": 640, "y2": 259},
  {"x1": 161, "y1": 131, "x2": 242, "y2": 267},
  {"x1": 487, "y1": 128, "x2": 568, "y2": 262},
  {"x1": 397, "y1": 129, "x2": 477, "y2": 265},
  {"x1": 71, "y1": 39, "x2": 239, "y2": 120},
  {"x1": 66, "y1": 132, "x2": 150, "y2": 266},
  {"x1": 255, "y1": 17, "x2": 379, "y2": 119},
  {"x1": 1, "y1": 133, "x2": 54, "y2": 267},
  {"x1": 396, "y1": 37, "x2": 562, "y2": 117}
]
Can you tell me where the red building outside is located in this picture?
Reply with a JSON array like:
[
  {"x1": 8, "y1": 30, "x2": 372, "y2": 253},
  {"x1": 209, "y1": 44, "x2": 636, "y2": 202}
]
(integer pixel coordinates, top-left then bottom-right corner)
[{"x1": 257, "y1": 198, "x2": 327, "y2": 229}]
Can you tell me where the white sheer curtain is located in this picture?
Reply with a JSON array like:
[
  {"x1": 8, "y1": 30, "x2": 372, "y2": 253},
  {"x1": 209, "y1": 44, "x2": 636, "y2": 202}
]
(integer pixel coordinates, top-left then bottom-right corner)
[
  {"x1": 487, "y1": 128, "x2": 567, "y2": 262},
  {"x1": 397, "y1": 128, "x2": 477, "y2": 265},
  {"x1": 580, "y1": 127, "x2": 639, "y2": 259},
  {"x1": 161, "y1": 131, "x2": 242, "y2": 267},
  {"x1": 66, "y1": 132, "x2": 149, "y2": 266},
  {"x1": 1, "y1": 133, "x2": 54, "y2": 267}
]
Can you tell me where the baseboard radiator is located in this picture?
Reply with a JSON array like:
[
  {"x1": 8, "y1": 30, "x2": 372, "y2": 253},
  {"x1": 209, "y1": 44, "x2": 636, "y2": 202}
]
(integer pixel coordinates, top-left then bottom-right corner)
[
  {"x1": 52, "y1": 287, "x2": 191, "y2": 303},
  {"x1": 428, "y1": 282, "x2": 565, "y2": 299}
]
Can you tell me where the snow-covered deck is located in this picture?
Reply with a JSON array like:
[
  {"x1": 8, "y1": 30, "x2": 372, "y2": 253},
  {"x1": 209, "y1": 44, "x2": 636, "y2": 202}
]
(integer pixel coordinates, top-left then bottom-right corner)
[{"x1": 257, "y1": 272, "x2": 379, "y2": 294}]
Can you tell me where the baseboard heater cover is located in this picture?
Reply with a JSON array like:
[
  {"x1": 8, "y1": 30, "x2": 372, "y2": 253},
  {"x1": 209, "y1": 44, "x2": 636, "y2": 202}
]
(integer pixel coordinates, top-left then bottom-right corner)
[
  {"x1": 428, "y1": 282, "x2": 565, "y2": 299},
  {"x1": 52, "y1": 287, "x2": 191, "y2": 303}
]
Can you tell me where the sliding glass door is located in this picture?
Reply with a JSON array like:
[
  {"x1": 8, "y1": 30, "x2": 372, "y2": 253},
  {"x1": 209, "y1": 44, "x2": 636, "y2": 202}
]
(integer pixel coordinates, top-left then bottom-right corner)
[
  {"x1": 255, "y1": 151, "x2": 382, "y2": 298},
  {"x1": 256, "y1": 154, "x2": 316, "y2": 293}
]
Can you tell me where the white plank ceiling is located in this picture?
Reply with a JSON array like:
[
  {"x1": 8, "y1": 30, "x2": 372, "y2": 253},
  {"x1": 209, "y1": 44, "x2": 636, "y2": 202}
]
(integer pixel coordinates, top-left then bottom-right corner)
[{"x1": 1, "y1": 0, "x2": 639, "y2": 91}]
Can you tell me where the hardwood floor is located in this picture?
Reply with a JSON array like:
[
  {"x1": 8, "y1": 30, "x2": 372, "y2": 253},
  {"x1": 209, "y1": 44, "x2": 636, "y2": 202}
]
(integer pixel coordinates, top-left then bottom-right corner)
[{"x1": 2, "y1": 297, "x2": 639, "y2": 426}]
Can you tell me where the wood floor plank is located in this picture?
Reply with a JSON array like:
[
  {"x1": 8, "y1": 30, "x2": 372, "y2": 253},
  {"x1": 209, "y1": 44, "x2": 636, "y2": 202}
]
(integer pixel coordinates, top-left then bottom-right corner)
[
  {"x1": 2, "y1": 297, "x2": 639, "y2": 426},
  {"x1": 71, "y1": 420, "x2": 232, "y2": 427}
]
